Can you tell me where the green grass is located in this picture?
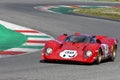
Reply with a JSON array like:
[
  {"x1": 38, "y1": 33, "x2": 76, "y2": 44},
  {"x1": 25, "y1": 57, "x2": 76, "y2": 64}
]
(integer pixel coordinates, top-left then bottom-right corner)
[
  {"x1": 74, "y1": 8, "x2": 120, "y2": 19},
  {"x1": 95, "y1": 0, "x2": 120, "y2": 2}
]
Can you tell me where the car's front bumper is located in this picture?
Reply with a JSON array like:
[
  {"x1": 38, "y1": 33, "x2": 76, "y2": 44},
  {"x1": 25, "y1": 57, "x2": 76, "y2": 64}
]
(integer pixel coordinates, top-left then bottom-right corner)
[{"x1": 41, "y1": 53, "x2": 96, "y2": 64}]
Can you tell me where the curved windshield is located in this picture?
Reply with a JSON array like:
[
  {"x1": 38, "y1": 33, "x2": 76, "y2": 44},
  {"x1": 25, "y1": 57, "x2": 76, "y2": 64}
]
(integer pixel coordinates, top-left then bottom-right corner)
[{"x1": 65, "y1": 35, "x2": 96, "y2": 43}]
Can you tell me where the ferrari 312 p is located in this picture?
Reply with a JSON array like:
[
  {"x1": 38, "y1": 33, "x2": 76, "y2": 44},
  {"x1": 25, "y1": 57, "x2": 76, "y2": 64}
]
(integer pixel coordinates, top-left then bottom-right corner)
[{"x1": 41, "y1": 32, "x2": 118, "y2": 64}]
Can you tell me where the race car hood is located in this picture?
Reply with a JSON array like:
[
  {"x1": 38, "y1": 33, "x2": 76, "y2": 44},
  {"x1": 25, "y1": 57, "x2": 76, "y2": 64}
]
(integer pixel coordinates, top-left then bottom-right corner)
[
  {"x1": 61, "y1": 42, "x2": 88, "y2": 50},
  {"x1": 57, "y1": 42, "x2": 89, "y2": 59}
]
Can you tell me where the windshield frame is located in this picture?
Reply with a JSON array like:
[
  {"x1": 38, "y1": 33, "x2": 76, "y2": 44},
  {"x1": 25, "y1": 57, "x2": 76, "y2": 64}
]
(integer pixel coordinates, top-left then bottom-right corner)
[{"x1": 65, "y1": 35, "x2": 96, "y2": 43}]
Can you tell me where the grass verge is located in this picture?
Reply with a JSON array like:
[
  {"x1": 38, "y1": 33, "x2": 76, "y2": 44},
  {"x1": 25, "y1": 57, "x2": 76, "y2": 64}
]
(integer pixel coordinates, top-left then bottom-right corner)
[
  {"x1": 95, "y1": 0, "x2": 120, "y2": 2},
  {"x1": 74, "y1": 8, "x2": 120, "y2": 20}
]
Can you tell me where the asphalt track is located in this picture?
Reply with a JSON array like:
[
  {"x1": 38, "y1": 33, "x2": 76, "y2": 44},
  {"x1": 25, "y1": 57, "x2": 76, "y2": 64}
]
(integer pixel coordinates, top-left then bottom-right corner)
[{"x1": 0, "y1": 0, "x2": 120, "y2": 80}]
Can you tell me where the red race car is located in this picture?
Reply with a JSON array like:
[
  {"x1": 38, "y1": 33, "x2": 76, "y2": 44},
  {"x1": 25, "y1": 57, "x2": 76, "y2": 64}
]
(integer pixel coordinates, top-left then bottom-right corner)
[{"x1": 41, "y1": 32, "x2": 118, "y2": 64}]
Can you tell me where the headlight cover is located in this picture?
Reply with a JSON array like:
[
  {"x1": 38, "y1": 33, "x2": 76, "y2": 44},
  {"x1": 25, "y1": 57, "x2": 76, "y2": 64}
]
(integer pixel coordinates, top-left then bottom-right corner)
[
  {"x1": 46, "y1": 48, "x2": 52, "y2": 55},
  {"x1": 85, "y1": 50, "x2": 92, "y2": 57}
]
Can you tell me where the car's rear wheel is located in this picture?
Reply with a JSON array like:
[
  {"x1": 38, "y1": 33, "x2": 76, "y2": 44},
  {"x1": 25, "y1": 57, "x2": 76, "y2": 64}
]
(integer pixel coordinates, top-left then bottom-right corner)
[
  {"x1": 95, "y1": 49, "x2": 102, "y2": 64},
  {"x1": 109, "y1": 45, "x2": 117, "y2": 61}
]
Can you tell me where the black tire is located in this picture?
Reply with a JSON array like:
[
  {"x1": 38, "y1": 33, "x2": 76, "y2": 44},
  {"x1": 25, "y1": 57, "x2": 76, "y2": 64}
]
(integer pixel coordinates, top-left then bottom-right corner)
[
  {"x1": 40, "y1": 60, "x2": 49, "y2": 63},
  {"x1": 109, "y1": 45, "x2": 117, "y2": 61},
  {"x1": 40, "y1": 60, "x2": 45, "y2": 63},
  {"x1": 95, "y1": 49, "x2": 102, "y2": 64}
]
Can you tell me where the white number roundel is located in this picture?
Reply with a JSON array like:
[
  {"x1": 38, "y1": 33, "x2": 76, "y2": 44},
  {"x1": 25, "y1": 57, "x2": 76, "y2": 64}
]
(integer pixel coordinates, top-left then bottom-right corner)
[{"x1": 60, "y1": 50, "x2": 77, "y2": 59}]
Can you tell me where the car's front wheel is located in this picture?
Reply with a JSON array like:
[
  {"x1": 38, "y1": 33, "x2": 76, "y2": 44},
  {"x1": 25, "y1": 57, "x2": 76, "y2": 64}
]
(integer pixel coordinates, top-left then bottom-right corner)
[{"x1": 95, "y1": 49, "x2": 102, "y2": 64}]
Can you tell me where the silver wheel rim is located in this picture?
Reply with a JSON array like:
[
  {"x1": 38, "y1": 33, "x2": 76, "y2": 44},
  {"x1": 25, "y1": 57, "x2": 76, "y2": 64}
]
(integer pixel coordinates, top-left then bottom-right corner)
[
  {"x1": 98, "y1": 53, "x2": 102, "y2": 63},
  {"x1": 112, "y1": 48, "x2": 116, "y2": 58}
]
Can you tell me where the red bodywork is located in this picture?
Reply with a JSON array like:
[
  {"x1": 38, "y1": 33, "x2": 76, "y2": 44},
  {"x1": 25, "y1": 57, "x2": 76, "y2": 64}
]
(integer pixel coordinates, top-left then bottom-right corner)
[{"x1": 41, "y1": 33, "x2": 118, "y2": 64}]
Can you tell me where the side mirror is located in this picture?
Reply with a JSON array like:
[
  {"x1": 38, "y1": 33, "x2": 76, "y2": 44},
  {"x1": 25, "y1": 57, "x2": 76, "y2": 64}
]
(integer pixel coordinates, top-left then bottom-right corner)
[{"x1": 57, "y1": 34, "x2": 67, "y2": 41}]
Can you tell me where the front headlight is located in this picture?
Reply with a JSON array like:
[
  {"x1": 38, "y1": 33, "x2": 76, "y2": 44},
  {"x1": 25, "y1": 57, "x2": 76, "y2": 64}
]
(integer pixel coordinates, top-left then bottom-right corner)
[
  {"x1": 46, "y1": 48, "x2": 53, "y2": 55},
  {"x1": 85, "y1": 50, "x2": 92, "y2": 57}
]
